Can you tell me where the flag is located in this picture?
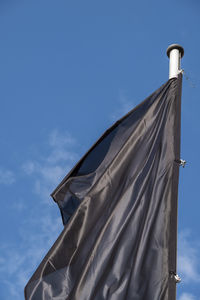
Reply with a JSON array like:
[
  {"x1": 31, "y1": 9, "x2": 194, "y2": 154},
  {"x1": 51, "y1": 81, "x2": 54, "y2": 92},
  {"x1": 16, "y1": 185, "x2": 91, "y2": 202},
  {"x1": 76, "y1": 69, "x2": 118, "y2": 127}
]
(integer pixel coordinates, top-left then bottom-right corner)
[{"x1": 25, "y1": 74, "x2": 182, "y2": 300}]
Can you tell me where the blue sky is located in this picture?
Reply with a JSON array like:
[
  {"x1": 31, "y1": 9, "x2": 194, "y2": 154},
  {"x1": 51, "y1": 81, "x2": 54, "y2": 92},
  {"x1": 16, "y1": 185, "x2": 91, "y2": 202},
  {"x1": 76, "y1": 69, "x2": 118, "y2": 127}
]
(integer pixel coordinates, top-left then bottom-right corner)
[{"x1": 0, "y1": 1, "x2": 200, "y2": 299}]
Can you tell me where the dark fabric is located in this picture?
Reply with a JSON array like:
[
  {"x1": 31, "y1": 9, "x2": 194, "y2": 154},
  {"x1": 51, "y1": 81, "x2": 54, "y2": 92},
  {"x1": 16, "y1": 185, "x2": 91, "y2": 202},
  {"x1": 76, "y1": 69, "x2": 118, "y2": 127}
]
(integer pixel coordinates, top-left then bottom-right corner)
[{"x1": 25, "y1": 74, "x2": 182, "y2": 300}]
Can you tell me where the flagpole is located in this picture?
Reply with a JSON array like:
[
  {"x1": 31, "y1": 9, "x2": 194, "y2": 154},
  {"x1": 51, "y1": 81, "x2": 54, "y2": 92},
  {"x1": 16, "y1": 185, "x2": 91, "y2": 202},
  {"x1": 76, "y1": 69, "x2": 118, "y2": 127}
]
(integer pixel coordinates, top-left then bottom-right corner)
[{"x1": 167, "y1": 44, "x2": 184, "y2": 79}]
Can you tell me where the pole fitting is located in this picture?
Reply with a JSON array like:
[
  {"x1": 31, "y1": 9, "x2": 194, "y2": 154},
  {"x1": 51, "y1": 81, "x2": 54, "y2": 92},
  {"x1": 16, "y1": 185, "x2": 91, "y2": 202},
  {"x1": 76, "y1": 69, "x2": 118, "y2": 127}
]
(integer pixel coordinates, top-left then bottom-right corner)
[
  {"x1": 170, "y1": 271, "x2": 182, "y2": 283},
  {"x1": 179, "y1": 159, "x2": 186, "y2": 168},
  {"x1": 174, "y1": 159, "x2": 186, "y2": 168}
]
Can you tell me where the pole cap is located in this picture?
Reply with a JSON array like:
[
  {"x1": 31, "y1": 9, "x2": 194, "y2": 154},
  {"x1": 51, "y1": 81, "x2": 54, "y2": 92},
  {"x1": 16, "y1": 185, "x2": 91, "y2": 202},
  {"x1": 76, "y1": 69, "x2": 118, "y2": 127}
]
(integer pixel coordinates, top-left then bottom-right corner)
[{"x1": 167, "y1": 44, "x2": 184, "y2": 58}]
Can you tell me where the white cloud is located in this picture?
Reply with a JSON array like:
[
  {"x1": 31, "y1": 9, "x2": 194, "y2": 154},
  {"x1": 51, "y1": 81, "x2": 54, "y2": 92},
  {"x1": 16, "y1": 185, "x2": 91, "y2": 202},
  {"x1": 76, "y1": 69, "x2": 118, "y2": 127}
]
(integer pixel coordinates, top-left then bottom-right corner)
[
  {"x1": 22, "y1": 129, "x2": 78, "y2": 201},
  {"x1": 178, "y1": 230, "x2": 200, "y2": 283},
  {"x1": 0, "y1": 169, "x2": 15, "y2": 185},
  {"x1": 48, "y1": 129, "x2": 76, "y2": 149},
  {"x1": 47, "y1": 130, "x2": 77, "y2": 164},
  {"x1": 110, "y1": 93, "x2": 136, "y2": 122},
  {"x1": 179, "y1": 292, "x2": 196, "y2": 300},
  {"x1": 39, "y1": 165, "x2": 67, "y2": 184},
  {"x1": 22, "y1": 161, "x2": 35, "y2": 175},
  {"x1": 46, "y1": 149, "x2": 76, "y2": 164},
  {"x1": 0, "y1": 212, "x2": 62, "y2": 300},
  {"x1": 0, "y1": 129, "x2": 79, "y2": 299}
]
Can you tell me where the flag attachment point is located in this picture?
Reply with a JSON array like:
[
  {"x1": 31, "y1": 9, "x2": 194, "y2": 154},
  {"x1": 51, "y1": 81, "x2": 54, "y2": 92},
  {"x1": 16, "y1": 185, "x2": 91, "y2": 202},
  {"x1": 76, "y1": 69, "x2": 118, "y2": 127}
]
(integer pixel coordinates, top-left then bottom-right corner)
[
  {"x1": 171, "y1": 273, "x2": 182, "y2": 284},
  {"x1": 175, "y1": 159, "x2": 186, "y2": 167}
]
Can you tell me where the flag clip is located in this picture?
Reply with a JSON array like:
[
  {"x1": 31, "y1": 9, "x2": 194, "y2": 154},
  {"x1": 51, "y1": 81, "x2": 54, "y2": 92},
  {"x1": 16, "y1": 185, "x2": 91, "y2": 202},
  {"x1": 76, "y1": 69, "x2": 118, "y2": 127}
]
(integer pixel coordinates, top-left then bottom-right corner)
[
  {"x1": 170, "y1": 272, "x2": 181, "y2": 283},
  {"x1": 175, "y1": 159, "x2": 186, "y2": 168}
]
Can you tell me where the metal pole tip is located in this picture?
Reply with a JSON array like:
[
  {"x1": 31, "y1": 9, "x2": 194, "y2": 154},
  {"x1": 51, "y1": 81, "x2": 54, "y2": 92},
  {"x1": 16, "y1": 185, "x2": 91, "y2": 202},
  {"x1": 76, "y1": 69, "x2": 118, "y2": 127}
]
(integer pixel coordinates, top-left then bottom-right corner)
[{"x1": 167, "y1": 44, "x2": 184, "y2": 58}]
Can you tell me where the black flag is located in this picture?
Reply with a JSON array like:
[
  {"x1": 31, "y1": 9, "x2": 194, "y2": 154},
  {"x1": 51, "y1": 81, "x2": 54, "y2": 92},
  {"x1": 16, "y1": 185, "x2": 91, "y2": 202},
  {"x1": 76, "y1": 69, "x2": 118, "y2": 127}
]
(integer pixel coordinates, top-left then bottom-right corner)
[{"x1": 25, "y1": 75, "x2": 182, "y2": 300}]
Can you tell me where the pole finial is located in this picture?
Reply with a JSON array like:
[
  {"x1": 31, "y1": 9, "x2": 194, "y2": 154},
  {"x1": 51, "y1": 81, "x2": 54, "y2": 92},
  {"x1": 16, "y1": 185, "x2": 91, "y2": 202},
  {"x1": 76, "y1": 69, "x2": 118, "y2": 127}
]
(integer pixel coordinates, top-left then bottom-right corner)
[
  {"x1": 167, "y1": 44, "x2": 184, "y2": 58},
  {"x1": 167, "y1": 44, "x2": 184, "y2": 79}
]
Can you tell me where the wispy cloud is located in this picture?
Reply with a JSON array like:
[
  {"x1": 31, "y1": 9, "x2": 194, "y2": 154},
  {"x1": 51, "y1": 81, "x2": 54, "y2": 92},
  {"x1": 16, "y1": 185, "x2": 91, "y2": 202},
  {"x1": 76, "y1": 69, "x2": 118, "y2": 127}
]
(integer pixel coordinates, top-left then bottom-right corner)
[
  {"x1": 0, "y1": 169, "x2": 15, "y2": 185},
  {"x1": 22, "y1": 129, "x2": 78, "y2": 200},
  {"x1": 110, "y1": 93, "x2": 136, "y2": 122},
  {"x1": 178, "y1": 230, "x2": 200, "y2": 284},
  {"x1": 0, "y1": 213, "x2": 62, "y2": 300},
  {"x1": 179, "y1": 292, "x2": 196, "y2": 300},
  {"x1": 0, "y1": 129, "x2": 79, "y2": 299},
  {"x1": 48, "y1": 129, "x2": 76, "y2": 149}
]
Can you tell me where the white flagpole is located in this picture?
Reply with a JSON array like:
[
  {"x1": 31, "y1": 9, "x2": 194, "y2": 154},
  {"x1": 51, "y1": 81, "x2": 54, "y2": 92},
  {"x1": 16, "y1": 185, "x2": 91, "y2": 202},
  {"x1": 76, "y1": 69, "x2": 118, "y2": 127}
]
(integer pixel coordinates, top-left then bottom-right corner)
[{"x1": 167, "y1": 44, "x2": 184, "y2": 79}]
